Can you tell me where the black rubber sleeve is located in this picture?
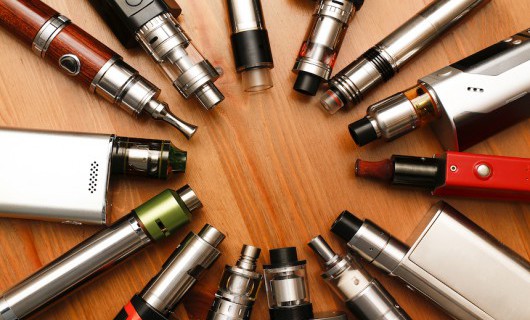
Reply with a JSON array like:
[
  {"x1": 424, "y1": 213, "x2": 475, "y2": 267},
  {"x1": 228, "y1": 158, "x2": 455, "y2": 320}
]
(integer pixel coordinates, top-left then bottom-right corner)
[
  {"x1": 231, "y1": 29, "x2": 274, "y2": 71},
  {"x1": 114, "y1": 294, "x2": 168, "y2": 320},
  {"x1": 269, "y1": 303, "x2": 314, "y2": 320}
]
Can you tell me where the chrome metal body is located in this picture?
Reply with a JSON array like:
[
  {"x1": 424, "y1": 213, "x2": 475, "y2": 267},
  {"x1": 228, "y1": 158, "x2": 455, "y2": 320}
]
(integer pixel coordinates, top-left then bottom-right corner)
[
  {"x1": 32, "y1": 15, "x2": 70, "y2": 57},
  {"x1": 141, "y1": 225, "x2": 225, "y2": 316},
  {"x1": 0, "y1": 128, "x2": 113, "y2": 225},
  {"x1": 309, "y1": 236, "x2": 409, "y2": 320},
  {"x1": 324, "y1": 0, "x2": 488, "y2": 111},
  {"x1": 0, "y1": 216, "x2": 151, "y2": 320},
  {"x1": 135, "y1": 13, "x2": 224, "y2": 110},
  {"x1": 228, "y1": 0, "x2": 265, "y2": 33},
  {"x1": 207, "y1": 245, "x2": 263, "y2": 320},
  {"x1": 293, "y1": 0, "x2": 355, "y2": 80},
  {"x1": 346, "y1": 202, "x2": 530, "y2": 320}
]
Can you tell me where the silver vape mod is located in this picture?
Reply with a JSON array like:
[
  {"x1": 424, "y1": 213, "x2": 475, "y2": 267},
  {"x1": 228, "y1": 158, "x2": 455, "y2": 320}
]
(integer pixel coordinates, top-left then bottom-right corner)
[
  {"x1": 293, "y1": 0, "x2": 363, "y2": 96},
  {"x1": 0, "y1": 128, "x2": 186, "y2": 225},
  {"x1": 115, "y1": 224, "x2": 225, "y2": 320},
  {"x1": 348, "y1": 28, "x2": 530, "y2": 151},
  {"x1": 0, "y1": 186, "x2": 201, "y2": 320},
  {"x1": 308, "y1": 236, "x2": 410, "y2": 320},
  {"x1": 90, "y1": 0, "x2": 224, "y2": 110},
  {"x1": 331, "y1": 202, "x2": 530, "y2": 320},
  {"x1": 227, "y1": 0, "x2": 274, "y2": 92},
  {"x1": 207, "y1": 245, "x2": 263, "y2": 320},
  {"x1": 321, "y1": 0, "x2": 489, "y2": 113}
]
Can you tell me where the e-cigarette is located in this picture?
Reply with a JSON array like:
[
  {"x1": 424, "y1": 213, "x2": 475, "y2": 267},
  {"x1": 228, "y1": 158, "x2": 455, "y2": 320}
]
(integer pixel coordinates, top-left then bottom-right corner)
[
  {"x1": 0, "y1": 128, "x2": 187, "y2": 225},
  {"x1": 331, "y1": 202, "x2": 530, "y2": 320},
  {"x1": 115, "y1": 224, "x2": 225, "y2": 320},
  {"x1": 207, "y1": 245, "x2": 263, "y2": 320},
  {"x1": 0, "y1": 0, "x2": 196, "y2": 139},
  {"x1": 308, "y1": 236, "x2": 410, "y2": 320},
  {"x1": 89, "y1": 0, "x2": 224, "y2": 110},
  {"x1": 227, "y1": 0, "x2": 274, "y2": 92},
  {"x1": 293, "y1": 0, "x2": 363, "y2": 96},
  {"x1": 321, "y1": 0, "x2": 489, "y2": 113},
  {"x1": 0, "y1": 186, "x2": 201, "y2": 320},
  {"x1": 356, "y1": 151, "x2": 530, "y2": 202},
  {"x1": 263, "y1": 247, "x2": 314, "y2": 320},
  {"x1": 348, "y1": 28, "x2": 530, "y2": 151}
]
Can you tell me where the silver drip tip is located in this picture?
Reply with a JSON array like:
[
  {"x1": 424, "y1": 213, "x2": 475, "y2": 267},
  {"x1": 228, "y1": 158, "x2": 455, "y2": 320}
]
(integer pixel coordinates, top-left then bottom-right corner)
[
  {"x1": 207, "y1": 244, "x2": 263, "y2": 320},
  {"x1": 176, "y1": 185, "x2": 203, "y2": 212},
  {"x1": 143, "y1": 99, "x2": 198, "y2": 139}
]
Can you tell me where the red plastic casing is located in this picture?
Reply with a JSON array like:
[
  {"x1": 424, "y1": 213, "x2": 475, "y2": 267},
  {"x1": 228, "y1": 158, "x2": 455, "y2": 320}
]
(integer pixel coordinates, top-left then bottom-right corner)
[{"x1": 433, "y1": 151, "x2": 530, "y2": 201}]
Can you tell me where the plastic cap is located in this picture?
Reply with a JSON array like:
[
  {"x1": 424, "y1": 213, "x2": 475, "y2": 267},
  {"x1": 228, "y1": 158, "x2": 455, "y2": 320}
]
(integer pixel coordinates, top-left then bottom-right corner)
[
  {"x1": 348, "y1": 117, "x2": 378, "y2": 146},
  {"x1": 331, "y1": 210, "x2": 363, "y2": 241},
  {"x1": 269, "y1": 247, "x2": 300, "y2": 267},
  {"x1": 320, "y1": 89, "x2": 345, "y2": 114},
  {"x1": 294, "y1": 71, "x2": 322, "y2": 96},
  {"x1": 242, "y1": 68, "x2": 273, "y2": 92}
]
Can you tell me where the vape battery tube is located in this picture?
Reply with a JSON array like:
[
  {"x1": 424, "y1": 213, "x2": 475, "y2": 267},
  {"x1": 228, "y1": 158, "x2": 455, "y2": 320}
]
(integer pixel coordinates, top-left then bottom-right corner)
[
  {"x1": 227, "y1": 0, "x2": 274, "y2": 92},
  {"x1": 0, "y1": 128, "x2": 187, "y2": 225},
  {"x1": 0, "y1": 186, "x2": 202, "y2": 320}
]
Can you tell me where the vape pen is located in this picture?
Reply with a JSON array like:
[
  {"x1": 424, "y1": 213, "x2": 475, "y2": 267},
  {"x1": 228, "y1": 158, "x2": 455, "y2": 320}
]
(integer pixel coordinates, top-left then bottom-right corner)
[
  {"x1": 227, "y1": 0, "x2": 274, "y2": 92},
  {"x1": 89, "y1": 0, "x2": 224, "y2": 110},
  {"x1": 356, "y1": 151, "x2": 530, "y2": 202},
  {"x1": 293, "y1": 0, "x2": 363, "y2": 96},
  {"x1": 0, "y1": 0, "x2": 196, "y2": 139},
  {"x1": 115, "y1": 224, "x2": 225, "y2": 320},
  {"x1": 263, "y1": 247, "x2": 314, "y2": 320},
  {"x1": 308, "y1": 236, "x2": 410, "y2": 320},
  {"x1": 321, "y1": 0, "x2": 489, "y2": 113},
  {"x1": 0, "y1": 128, "x2": 187, "y2": 225},
  {"x1": 348, "y1": 28, "x2": 530, "y2": 151},
  {"x1": 207, "y1": 245, "x2": 263, "y2": 320},
  {"x1": 331, "y1": 203, "x2": 530, "y2": 320},
  {"x1": 0, "y1": 186, "x2": 202, "y2": 320}
]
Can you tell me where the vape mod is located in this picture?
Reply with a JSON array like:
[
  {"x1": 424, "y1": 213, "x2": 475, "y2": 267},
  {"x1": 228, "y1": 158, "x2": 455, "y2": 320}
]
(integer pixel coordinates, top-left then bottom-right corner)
[
  {"x1": 0, "y1": 128, "x2": 187, "y2": 225},
  {"x1": 263, "y1": 247, "x2": 314, "y2": 320},
  {"x1": 0, "y1": 186, "x2": 202, "y2": 320},
  {"x1": 0, "y1": 0, "x2": 197, "y2": 139},
  {"x1": 348, "y1": 28, "x2": 530, "y2": 151},
  {"x1": 89, "y1": 0, "x2": 224, "y2": 110},
  {"x1": 293, "y1": 0, "x2": 363, "y2": 96},
  {"x1": 331, "y1": 202, "x2": 530, "y2": 320},
  {"x1": 321, "y1": 0, "x2": 489, "y2": 113},
  {"x1": 115, "y1": 224, "x2": 225, "y2": 320},
  {"x1": 227, "y1": 0, "x2": 274, "y2": 92},
  {"x1": 356, "y1": 151, "x2": 530, "y2": 201},
  {"x1": 308, "y1": 235, "x2": 410, "y2": 320},
  {"x1": 207, "y1": 245, "x2": 263, "y2": 320}
]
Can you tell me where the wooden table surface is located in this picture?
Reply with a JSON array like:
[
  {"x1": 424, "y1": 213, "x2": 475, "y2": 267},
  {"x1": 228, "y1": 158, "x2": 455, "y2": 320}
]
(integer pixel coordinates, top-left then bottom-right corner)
[{"x1": 0, "y1": 0, "x2": 529, "y2": 319}]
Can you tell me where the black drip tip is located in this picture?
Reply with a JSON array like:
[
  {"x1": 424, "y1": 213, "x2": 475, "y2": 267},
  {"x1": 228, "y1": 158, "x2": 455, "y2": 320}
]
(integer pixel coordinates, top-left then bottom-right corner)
[
  {"x1": 294, "y1": 71, "x2": 322, "y2": 96},
  {"x1": 331, "y1": 210, "x2": 363, "y2": 241},
  {"x1": 348, "y1": 117, "x2": 378, "y2": 146},
  {"x1": 269, "y1": 247, "x2": 303, "y2": 268},
  {"x1": 350, "y1": 0, "x2": 365, "y2": 11}
]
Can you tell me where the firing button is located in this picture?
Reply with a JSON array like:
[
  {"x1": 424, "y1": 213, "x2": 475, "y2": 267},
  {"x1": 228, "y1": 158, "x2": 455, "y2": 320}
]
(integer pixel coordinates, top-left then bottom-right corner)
[
  {"x1": 59, "y1": 54, "x2": 81, "y2": 76},
  {"x1": 126, "y1": 0, "x2": 143, "y2": 6},
  {"x1": 475, "y1": 163, "x2": 492, "y2": 179}
]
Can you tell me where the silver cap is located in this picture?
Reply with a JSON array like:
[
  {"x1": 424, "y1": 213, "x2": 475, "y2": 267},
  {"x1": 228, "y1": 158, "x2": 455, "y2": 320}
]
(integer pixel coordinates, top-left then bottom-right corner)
[
  {"x1": 198, "y1": 224, "x2": 226, "y2": 247},
  {"x1": 176, "y1": 185, "x2": 202, "y2": 212}
]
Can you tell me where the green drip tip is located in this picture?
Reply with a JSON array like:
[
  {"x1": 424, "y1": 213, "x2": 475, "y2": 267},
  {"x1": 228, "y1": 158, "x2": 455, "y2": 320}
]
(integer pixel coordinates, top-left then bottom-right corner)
[
  {"x1": 168, "y1": 143, "x2": 187, "y2": 174},
  {"x1": 134, "y1": 185, "x2": 202, "y2": 241}
]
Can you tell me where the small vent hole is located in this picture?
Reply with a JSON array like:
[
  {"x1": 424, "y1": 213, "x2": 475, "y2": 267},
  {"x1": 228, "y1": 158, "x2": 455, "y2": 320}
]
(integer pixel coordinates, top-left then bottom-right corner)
[
  {"x1": 149, "y1": 36, "x2": 158, "y2": 44},
  {"x1": 467, "y1": 87, "x2": 484, "y2": 92}
]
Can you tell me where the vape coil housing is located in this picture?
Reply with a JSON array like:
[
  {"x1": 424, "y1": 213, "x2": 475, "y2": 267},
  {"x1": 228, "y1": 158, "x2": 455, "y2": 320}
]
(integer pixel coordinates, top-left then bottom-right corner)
[
  {"x1": 349, "y1": 28, "x2": 530, "y2": 150},
  {"x1": 0, "y1": 186, "x2": 201, "y2": 320},
  {"x1": 308, "y1": 236, "x2": 410, "y2": 320},
  {"x1": 331, "y1": 203, "x2": 530, "y2": 320},
  {"x1": 207, "y1": 245, "x2": 263, "y2": 320},
  {"x1": 293, "y1": 0, "x2": 363, "y2": 96},
  {"x1": 90, "y1": 0, "x2": 224, "y2": 110},
  {"x1": 321, "y1": 0, "x2": 488, "y2": 113},
  {"x1": 115, "y1": 224, "x2": 225, "y2": 320},
  {"x1": 227, "y1": 0, "x2": 274, "y2": 92},
  {"x1": 264, "y1": 247, "x2": 313, "y2": 320}
]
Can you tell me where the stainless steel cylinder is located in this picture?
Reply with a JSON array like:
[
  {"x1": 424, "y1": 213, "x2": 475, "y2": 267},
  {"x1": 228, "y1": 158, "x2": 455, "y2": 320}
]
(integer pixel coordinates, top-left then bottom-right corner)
[
  {"x1": 0, "y1": 216, "x2": 151, "y2": 320},
  {"x1": 322, "y1": 0, "x2": 489, "y2": 113},
  {"x1": 207, "y1": 244, "x2": 263, "y2": 320},
  {"x1": 136, "y1": 13, "x2": 224, "y2": 110},
  {"x1": 334, "y1": 203, "x2": 530, "y2": 320},
  {"x1": 140, "y1": 224, "x2": 225, "y2": 315},
  {"x1": 308, "y1": 236, "x2": 410, "y2": 320}
]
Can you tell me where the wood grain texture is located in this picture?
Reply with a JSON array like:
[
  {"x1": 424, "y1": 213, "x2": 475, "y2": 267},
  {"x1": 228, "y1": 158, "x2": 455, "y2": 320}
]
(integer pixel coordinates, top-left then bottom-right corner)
[
  {"x1": 0, "y1": 0, "x2": 57, "y2": 45},
  {"x1": 0, "y1": 0, "x2": 528, "y2": 319}
]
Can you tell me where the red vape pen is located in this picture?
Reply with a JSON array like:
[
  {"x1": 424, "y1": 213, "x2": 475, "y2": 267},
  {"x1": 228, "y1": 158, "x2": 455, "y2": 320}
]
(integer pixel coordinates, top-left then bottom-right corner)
[{"x1": 356, "y1": 151, "x2": 530, "y2": 201}]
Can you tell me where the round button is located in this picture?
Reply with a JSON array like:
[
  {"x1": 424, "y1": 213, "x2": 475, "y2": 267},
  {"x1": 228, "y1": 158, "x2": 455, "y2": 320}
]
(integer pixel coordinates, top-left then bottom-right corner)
[
  {"x1": 475, "y1": 163, "x2": 492, "y2": 179},
  {"x1": 126, "y1": 0, "x2": 143, "y2": 6}
]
